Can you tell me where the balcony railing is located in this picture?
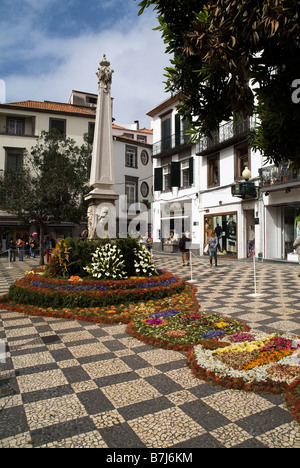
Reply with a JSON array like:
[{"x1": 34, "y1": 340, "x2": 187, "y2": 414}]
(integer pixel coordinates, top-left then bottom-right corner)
[
  {"x1": 152, "y1": 130, "x2": 191, "y2": 157},
  {"x1": 259, "y1": 162, "x2": 300, "y2": 188},
  {"x1": 196, "y1": 117, "x2": 253, "y2": 154}
]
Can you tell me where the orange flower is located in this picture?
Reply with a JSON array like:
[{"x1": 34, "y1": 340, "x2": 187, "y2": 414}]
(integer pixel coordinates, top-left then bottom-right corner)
[
  {"x1": 164, "y1": 330, "x2": 189, "y2": 337},
  {"x1": 69, "y1": 276, "x2": 82, "y2": 282},
  {"x1": 241, "y1": 349, "x2": 293, "y2": 371}
]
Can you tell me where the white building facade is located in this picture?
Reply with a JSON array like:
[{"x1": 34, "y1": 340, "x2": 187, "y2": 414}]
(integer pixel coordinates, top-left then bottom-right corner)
[
  {"x1": 148, "y1": 96, "x2": 201, "y2": 253},
  {"x1": 148, "y1": 96, "x2": 300, "y2": 261},
  {"x1": 0, "y1": 91, "x2": 153, "y2": 245}
]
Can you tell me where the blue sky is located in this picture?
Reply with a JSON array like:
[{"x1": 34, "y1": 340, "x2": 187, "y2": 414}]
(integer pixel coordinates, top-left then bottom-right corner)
[{"x1": 0, "y1": 0, "x2": 170, "y2": 127}]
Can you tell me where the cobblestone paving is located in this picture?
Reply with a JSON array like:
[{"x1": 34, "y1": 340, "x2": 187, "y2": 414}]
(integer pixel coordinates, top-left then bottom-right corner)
[{"x1": 0, "y1": 254, "x2": 299, "y2": 448}]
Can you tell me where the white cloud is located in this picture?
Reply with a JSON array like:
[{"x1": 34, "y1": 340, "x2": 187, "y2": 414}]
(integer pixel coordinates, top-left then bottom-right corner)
[{"x1": 1, "y1": 2, "x2": 170, "y2": 127}]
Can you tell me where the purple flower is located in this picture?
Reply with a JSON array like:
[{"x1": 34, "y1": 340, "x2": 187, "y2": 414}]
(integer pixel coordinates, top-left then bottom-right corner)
[{"x1": 146, "y1": 318, "x2": 165, "y2": 325}]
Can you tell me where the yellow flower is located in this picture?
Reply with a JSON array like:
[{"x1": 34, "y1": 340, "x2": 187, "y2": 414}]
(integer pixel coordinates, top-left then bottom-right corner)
[
  {"x1": 213, "y1": 336, "x2": 273, "y2": 355},
  {"x1": 214, "y1": 322, "x2": 229, "y2": 329}
]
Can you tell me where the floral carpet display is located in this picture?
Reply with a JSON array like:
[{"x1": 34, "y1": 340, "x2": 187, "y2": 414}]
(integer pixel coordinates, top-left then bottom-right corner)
[
  {"x1": 187, "y1": 333, "x2": 300, "y2": 424},
  {"x1": 0, "y1": 238, "x2": 299, "y2": 424}
]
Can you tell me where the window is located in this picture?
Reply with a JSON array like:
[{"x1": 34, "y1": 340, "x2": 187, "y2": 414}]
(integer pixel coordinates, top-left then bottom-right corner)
[
  {"x1": 124, "y1": 133, "x2": 134, "y2": 140},
  {"x1": 5, "y1": 148, "x2": 23, "y2": 173},
  {"x1": 182, "y1": 158, "x2": 194, "y2": 187},
  {"x1": 49, "y1": 118, "x2": 66, "y2": 138},
  {"x1": 140, "y1": 181, "x2": 149, "y2": 197},
  {"x1": 181, "y1": 160, "x2": 190, "y2": 187},
  {"x1": 235, "y1": 142, "x2": 249, "y2": 179},
  {"x1": 140, "y1": 150, "x2": 149, "y2": 165},
  {"x1": 161, "y1": 113, "x2": 172, "y2": 151},
  {"x1": 163, "y1": 165, "x2": 171, "y2": 191},
  {"x1": 88, "y1": 122, "x2": 95, "y2": 140},
  {"x1": 7, "y1": 118, "x2": 24, "y2": 135},
  {"x1": 125, "y1": 145, "x2": 137, "y2": 168},
  {"x1": 86, "y1": 96, "x2": 97, "y2": 105},
  {"x1": 137, "y1": 135, "x2": 147, "y2": 143},
  {"x1": 207, "y1": 153, "x2": 219, "y2": 187},
  {"x1": 125, "y1": 176, "x2": 138, "y2": 209}
]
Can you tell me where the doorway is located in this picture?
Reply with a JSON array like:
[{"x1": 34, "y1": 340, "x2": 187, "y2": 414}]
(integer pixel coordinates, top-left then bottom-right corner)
[
  {"x1": 13, "y1": 229, "x2": 29, "y2": 243},
  {"x1": 245, "y1": 209, "x2": 255, "y2": 257}
]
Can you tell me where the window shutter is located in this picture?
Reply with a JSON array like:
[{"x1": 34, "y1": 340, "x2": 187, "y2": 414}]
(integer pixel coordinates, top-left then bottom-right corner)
[
  {"x1": 189, "y1": 157, "x2": 194, "y2": 185},
  {"x1": 175, "y1": 114, "x2": 181, "y2": 146},
  {"x1": 161, "y1": 118, "x2": 171, "y2": 151},
  {"x1": 170, "y1": 161, "x2": 181, "y2": 187},
  {"x1": 154, "y1": 167, "x2": 163, "y2": 191}
]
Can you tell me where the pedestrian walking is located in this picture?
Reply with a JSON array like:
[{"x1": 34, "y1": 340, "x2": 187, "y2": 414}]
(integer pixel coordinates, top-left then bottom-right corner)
[
  {"x1": 293, "y1": 230, "x2": 300, "y2": 277},
  {"x1": 179, "y1": 232, "x2": 191, "y2": 266},
  {"x1": 146, "y1": 234, "x2": 152, "y2": 253},
  {"x1": 25, "y1": 241, "x2": 30, "y2": 258},
  {"x1": 29, "y1": 236, "x2": 37, "y2": 258},
  {"x1": 207, "y1": 230, "x2": 218, "y2": 267},
  {"x1": 8, "y1": 239, "x2": 16, "y2": 262},
  {"x1": 17, "y1": 238, "x2": 25, "y2": 261}
]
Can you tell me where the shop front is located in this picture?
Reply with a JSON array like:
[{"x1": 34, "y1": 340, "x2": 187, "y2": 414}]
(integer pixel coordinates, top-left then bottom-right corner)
[
  {"x1": 264, "y1": 203, "x2": 300, "y2": 261},
  {"x1": 0, "y1": 218, "x2": 30, "y2": 253},
  {"x1": 260, "y1": 162, "x2": 300, "y2": 261},
  {"x1": 204, "y1": 211, "x2": 238, "y2": 257},
  {"x1": 159, "y1": 200, "x2": 192, "y2": 252}
]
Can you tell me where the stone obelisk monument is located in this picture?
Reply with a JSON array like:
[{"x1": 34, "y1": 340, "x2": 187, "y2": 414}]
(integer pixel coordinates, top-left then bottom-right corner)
[{"x1": 85, "y1": 55, "x2": 118, "y2": 238}]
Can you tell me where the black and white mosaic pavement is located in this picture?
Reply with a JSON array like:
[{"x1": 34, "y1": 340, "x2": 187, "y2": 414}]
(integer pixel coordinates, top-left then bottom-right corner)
[{"x1": 0, "y1": 254, "x2": 299, "y2": 448}]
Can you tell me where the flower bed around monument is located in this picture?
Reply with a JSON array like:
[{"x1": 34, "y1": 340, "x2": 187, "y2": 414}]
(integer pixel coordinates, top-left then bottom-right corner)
[
  {"x1": 0, "y1": 269, "x2": 196, "y2": 325},
  {"x1": 5, "y1": 270, "x2": 185, "y2": 309}
]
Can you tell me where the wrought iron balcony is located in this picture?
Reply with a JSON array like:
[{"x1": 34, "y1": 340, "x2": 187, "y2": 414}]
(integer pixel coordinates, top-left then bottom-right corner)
[
  {"x1": 259, "y1": 162, "x2": 300, "y2": 188},
  {"x1": 152, "y1": 130, "x2": 191, "y2": 157},
  {"x1": 196, "y1": 118, "x2": 253, "y2": 154}
]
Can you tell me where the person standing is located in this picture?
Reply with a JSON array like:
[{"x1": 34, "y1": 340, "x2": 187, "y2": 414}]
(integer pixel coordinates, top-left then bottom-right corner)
[
  {"x1": 45, "y1": 234, "x2": 56, "y2": 263},
  {"x1": 179, "y1": 232, "x2": 191, "y2": 266},
  {"x1": 146, "y1": 234, "x2": 152, "y2": 253},
  {"x1": 208, "y1": 230, "x2": 218, "y2": 267},
  {"x1": 17, "y1": 238, "x2": 25, "y2": 261},
  {"x1": 29, "y1": 236, "x2": 37, "y2": 258},
  {"x1": 293, "y1": 229, "x2": 300, "y2": 277},
  {"x1": 8, "y1": 238, "x2": 16, "y2": 262}
]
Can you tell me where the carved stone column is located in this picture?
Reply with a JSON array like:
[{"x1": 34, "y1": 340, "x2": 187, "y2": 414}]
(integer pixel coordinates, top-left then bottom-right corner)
[{"x1": 85, "y1": 56, "x2": 119, "y2": 239}]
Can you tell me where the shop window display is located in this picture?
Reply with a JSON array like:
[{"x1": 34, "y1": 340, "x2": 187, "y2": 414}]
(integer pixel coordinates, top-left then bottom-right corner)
[{"x1": 204, "y1": 213, "x2": 237, "y2": 257}]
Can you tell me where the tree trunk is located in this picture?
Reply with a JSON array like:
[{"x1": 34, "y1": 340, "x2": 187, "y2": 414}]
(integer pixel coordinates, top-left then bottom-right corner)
[{"x1": 39, "y1": 224, "x2": 45, "y2": 266}]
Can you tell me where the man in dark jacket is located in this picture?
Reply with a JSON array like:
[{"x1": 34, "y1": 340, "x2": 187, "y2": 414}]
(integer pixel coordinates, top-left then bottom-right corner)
[{"x1": 179, "y1": 232, "x2": 191, "y2": 266}]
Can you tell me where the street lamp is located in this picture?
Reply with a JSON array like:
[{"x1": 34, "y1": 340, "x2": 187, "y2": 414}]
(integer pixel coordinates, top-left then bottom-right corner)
[
  {"x1": 231, "y1": 166, "x2": 257, "y2": 199},
  {"x1": 242, "y1": 166, "x2": 251, "y2": 181}
]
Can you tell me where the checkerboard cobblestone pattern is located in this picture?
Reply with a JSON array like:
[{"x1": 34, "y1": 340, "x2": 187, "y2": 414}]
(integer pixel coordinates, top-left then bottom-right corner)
[
  {"x1": 0, "y1": 255, "x2": 300, "y2": 448},
  {"x1": 158, "y1": 253, "x2": 300, "y2": 337}
]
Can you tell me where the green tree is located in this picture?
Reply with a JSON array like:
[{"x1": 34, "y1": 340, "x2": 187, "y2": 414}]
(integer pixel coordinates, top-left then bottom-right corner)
[
  {"x1": 0, "y1": 130, "x2": 92, "y2": 265},
  {"x1": 138, "y1": 0, "x2": 300, "y2": 168}
]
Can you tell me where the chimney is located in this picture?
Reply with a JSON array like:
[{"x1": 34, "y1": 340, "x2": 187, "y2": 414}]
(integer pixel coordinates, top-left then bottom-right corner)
[{"x1": 134, "y1": 120, "x2": 139, "y2": 130}]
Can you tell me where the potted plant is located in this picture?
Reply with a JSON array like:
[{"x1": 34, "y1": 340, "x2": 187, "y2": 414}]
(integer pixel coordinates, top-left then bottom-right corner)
[{"x1": 272, "y1": 169, "x2": 279, "y2": 184}]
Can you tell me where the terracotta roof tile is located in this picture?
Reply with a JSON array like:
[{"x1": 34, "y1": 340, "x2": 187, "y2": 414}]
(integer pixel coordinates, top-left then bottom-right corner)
[{"x1": 5, "y1": 100, "x2": 96, "y2": 116}]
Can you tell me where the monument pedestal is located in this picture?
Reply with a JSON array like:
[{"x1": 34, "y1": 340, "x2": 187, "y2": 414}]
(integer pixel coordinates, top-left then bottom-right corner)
[{"x1": 86, "y1": 192, "x2": 119, "y2": 240}]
